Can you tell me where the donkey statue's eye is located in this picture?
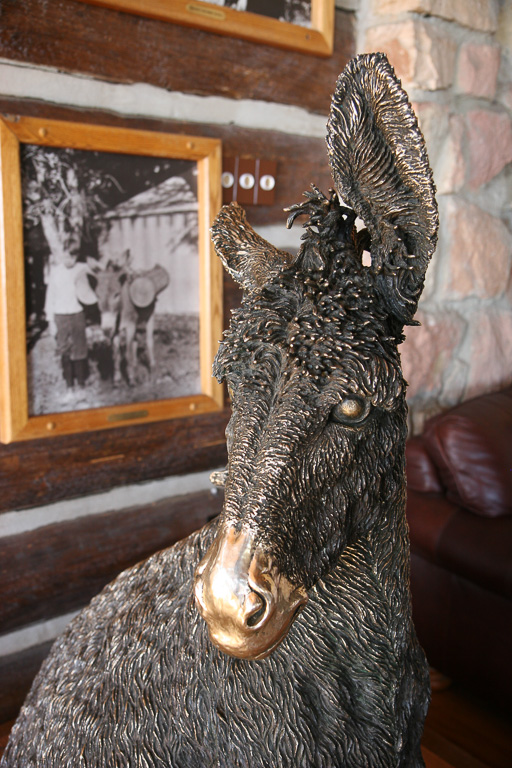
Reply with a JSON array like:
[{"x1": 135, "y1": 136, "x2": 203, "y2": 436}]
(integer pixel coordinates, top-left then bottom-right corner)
[{"x1": 330, "y1": 396, "x2": 370, "y2": 425}]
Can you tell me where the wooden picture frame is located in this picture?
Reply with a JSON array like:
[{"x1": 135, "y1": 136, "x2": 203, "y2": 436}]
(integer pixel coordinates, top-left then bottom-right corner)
[
  {"x1": 0, "y1": 116, "x2": 223, "y2": 443},
  {"x1": 80, "y1": 0, "x2": 334, "y2": 57}
]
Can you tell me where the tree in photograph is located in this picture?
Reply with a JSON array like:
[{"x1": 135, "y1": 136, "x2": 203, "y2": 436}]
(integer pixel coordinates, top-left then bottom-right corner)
[{"x1": 22, "y1": 146, "x2": 117, "y2": 266}]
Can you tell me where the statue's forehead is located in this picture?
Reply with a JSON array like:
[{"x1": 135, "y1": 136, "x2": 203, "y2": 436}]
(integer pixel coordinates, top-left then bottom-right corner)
[{"x1": 222, "y1": 323, "x2": 399, "y2": 393}]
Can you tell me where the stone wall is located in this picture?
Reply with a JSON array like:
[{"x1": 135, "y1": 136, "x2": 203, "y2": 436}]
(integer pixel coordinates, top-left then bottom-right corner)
[{"x1": 358, "y1": 0, "x2": 512, "y2": 431}]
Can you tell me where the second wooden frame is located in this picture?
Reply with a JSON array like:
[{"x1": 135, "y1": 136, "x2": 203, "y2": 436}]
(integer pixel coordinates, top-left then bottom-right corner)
[{"x1": 79, "y1": 0, "x2": 335, "y2": 57}]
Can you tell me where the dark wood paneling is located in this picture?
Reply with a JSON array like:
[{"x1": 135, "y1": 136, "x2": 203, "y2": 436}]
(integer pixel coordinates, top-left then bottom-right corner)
[
  {"x1": 0, "y1": 2, "x2": 355, "y2": 114},
  {"x1": 0, "y1": 488, "x2": 223, "y2": 633},
  {"x1": 423, "y1": 684, "x2": 512, "y2": 768}
]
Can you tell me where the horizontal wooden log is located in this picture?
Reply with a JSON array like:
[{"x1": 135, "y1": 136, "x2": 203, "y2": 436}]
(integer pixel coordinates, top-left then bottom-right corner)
[
  {"x1": 0, "y1": 488, "x2": 223, "y2": 634},
  {"x1": 0, "y1": 642, "x2": 53, "y2": 724},
  {"x1": 0, "y1": 408, "x2": 229, "y2": 513},
  {"x1": 0, "y1": 1, "x2": 355, "y2": 114}
]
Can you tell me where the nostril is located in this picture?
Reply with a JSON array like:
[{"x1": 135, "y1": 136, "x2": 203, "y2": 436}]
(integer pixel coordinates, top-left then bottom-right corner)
[{"x1": 243, "y1": 591, "x2": 267, "y2": 628}]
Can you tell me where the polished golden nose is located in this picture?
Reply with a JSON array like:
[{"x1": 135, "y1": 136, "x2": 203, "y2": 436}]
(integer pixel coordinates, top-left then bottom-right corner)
[
  {"x1": 194, "y1": 525, "x2": 308, "y2": 660},
  {"x1": 194, "y1": 564, "x2": 274, "y2": 633}
]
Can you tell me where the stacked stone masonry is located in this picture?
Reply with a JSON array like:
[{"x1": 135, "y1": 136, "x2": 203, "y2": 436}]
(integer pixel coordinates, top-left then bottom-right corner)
[{"x1": 362, "y1": 0, "x2": 512, "y2": 431}]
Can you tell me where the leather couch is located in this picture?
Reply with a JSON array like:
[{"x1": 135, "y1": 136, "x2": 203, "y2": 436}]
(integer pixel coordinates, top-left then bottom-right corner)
[{"x1": 405, "y1": 386, "x2": 512, "y2": 706}]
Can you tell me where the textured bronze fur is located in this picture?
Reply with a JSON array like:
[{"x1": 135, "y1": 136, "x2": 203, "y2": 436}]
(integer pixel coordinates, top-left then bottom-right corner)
[{"x1": 2, "y1": 53, "x2": 438, "y2": 767}]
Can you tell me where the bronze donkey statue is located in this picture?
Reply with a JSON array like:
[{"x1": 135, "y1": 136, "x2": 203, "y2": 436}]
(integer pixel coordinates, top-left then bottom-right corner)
[{"x1": 2, "y1": 53, "x2": 438, "y2": 767}]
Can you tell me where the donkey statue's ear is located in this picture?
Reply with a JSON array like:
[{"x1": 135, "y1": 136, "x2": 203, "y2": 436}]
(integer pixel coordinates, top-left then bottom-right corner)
[
  {"x1": 211, "y1": 202, "x2": 294, "y2": 293},
  {"x1": 326, "y1": 52, "x2": 439, "y2": 326}
]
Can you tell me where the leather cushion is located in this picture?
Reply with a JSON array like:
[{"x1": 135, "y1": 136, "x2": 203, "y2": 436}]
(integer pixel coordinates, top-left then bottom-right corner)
[
  {"x1": 407, "y1": 491, "x2": 512, "y2": 598},
  {"x1": 406, "y1": 489, "x2": 458, "y2": 561},
  {"x1": 437, "y1": 508, "x2": 512, "y2": 599},
  {"x1": 406, "y1": 437, "x2": 442, "y2": 493},
  {"x1": 422, "y1": 387, "x2": 512, "y2": 518}
]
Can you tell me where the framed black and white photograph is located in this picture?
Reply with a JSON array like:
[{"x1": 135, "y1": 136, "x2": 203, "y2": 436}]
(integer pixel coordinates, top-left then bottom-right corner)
[
  {"x1": 79, "y1": 0, "x2": 334, "y2": 57},
  {"x1": 0, "y1": 116, "x2": 223, "y2": 443}
]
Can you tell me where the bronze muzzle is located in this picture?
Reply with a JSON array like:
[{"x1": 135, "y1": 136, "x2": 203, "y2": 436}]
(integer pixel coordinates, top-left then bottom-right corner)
[{"x1": 194, "y1": 525, "x2": 308, "y2": 660}]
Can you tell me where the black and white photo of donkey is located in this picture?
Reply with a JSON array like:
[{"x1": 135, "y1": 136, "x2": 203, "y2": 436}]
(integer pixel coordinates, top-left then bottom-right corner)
[{"x1": 2, "y1": 52, "x2": 438, "y2": 768}]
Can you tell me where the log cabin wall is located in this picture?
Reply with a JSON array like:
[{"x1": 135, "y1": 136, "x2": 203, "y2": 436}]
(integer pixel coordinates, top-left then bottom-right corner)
[{"x1": 0, "y1": 0, "x2": 356, "y2": 722}]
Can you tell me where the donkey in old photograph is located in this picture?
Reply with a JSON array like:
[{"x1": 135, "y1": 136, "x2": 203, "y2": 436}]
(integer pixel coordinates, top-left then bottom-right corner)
[
  {"x1": 2, "y1": 52, "x2": 438, "y2": 768},
  {"x1": 88, "y1": 252, "x2": 170, "y2": 385}
]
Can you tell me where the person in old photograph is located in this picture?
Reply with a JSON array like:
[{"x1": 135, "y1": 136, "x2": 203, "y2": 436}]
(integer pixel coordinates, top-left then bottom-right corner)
[{"x1": 44, "y1": 251, "x2": 90, "y2": 394}]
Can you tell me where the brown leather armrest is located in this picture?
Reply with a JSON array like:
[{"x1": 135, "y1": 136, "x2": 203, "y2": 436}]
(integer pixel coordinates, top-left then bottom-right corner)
[
  {"x1": 406, "y1": 437, "x2": 442, "y2": 494},
  {"x1": 423, "y1": 387, "x2": 512, "y2": 518}
]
